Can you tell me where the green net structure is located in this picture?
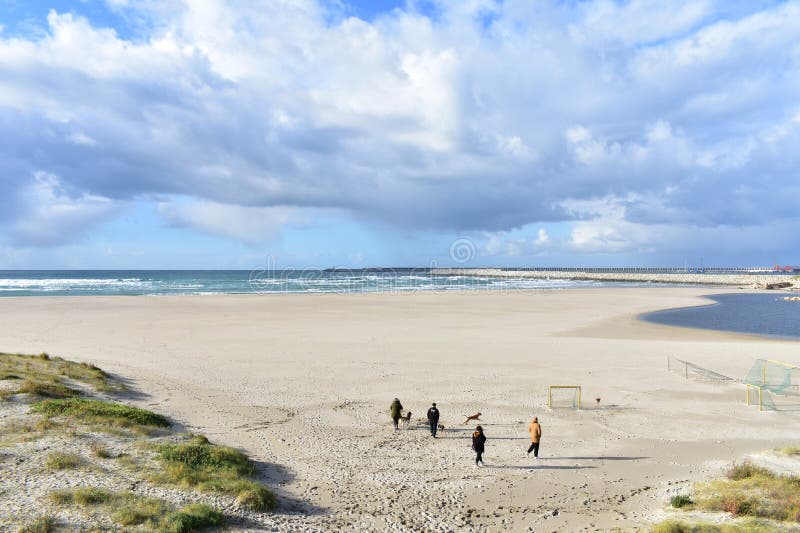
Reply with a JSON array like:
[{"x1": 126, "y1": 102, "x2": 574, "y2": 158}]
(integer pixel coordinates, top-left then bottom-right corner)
[{"x1": 743, "y1": 359, "x2": 800, "y2": 411}]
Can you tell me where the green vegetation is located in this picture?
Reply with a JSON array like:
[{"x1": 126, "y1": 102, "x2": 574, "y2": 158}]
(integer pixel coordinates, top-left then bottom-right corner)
[
  {"x1": 160, "y1": 503, "x2": 225, "y2": 533},
  {"x1": 779, "y1": 447, "x2": 800, "y2": 456},
  {"x1": 0, "y1": 352, "x2": 115, "y2": 393},
  {"x1": 45, "y1": 451, "x2": 83, "y2": 470},
  {"x1": 17, "y1": 380, "x2": 80, "y2": 398},
  {"x1": 670, "y1": 494, "x2": 694, "y2": 508},
  {"x1": 110, "y1": 495, "x2": 169, "y2": 526},
  {"x1": 664, "y1": 461, "x2": 800, "y2": 527},
  {"x1": 50, "y1": 487, "x2": 113, "y2": 505},
  {"x1": 154, "y1": 435, "x2": 276, "y2": 511},
  {"x1": 2, "y1": 353, "x2": 268, "y2": 530},
  {"x1": 89, "y1": 441, "x2": 112, "y2": 458},
  {"x1": 17, "y1": 515, "x2": 57, "y2": 533},
  {"x1": 651, "y1": 519, "x2": 780, "y2": 532},
  {"x1": 49, "y1": 488, "x2": 223, "y2": 531},
  {"x1": 32, "y1": 398, "x2": 170, "y2": 428}
]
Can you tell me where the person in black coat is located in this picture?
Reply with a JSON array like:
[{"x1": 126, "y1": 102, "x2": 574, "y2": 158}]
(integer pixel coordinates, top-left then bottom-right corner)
[
  {"x1": 426, "y1": 402, "x2": 440, "y2": 438},
  {"x1": 472, "y1": 425, "x2": 486, "y2": 466}
]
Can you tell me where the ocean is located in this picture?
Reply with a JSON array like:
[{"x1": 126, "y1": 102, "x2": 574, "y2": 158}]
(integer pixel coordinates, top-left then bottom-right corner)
[{"x1": 0, "y1": 269, "x2": 626, "y2": 297}]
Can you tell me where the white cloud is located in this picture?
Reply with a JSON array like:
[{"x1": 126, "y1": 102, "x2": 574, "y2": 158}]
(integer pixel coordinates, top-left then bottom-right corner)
[
  {"x1": 157, "y1": 200, "x2": 310, "y2": 244},
  {"x1": 12, "y1": 172, "x2": 118, "y2": 246},
  {"x1": 0, "y1": 1, "x2": 798, "y2": 258}
]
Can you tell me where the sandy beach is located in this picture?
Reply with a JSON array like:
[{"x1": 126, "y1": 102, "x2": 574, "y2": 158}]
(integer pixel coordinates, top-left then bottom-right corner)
[{"x1": 1, "y1": 287, "x2": 798, "y2": 531}]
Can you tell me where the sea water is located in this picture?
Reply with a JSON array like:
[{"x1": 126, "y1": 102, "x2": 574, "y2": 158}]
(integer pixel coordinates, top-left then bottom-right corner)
[
  {"x1": 642, "y1": 293, "x2": 800, "y2": 341},
  {"x1": 0, "y1": 269, "x2": 622, "y2": 297}
]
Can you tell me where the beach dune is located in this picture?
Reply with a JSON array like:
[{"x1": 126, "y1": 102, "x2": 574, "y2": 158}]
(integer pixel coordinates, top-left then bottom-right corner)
[{"x1": 1, "y1": 288, "x2": 798, "y2": 531}]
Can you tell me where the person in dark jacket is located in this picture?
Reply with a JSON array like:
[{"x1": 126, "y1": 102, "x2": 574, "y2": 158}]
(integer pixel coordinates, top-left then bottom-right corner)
[
  {"x1": 472, "y1": 425, "x2": 486, "y2": 466},
  {"x1": 426, "y1": 402, "x2": 440, "y2": 438},
  {"x1": 390, "y1": 398, "x2": 403, "y2": 430}
]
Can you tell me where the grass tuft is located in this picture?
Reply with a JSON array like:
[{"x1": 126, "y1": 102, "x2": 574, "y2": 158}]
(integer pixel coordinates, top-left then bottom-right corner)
[
  {"x1": 110, "y1": 496, "x2": 169, "y2": 526},
  {"x1": 724, "y1": 461, "x2": 772, "y2": 481},
  {"x1": 159, "y1": 503, "x2": 225, "y2": 533},
  {"x1": 17, "y1": 514, "x2": 57, "y2": 533},
  {"x1": 670, "y1": 494, "x2": 693, "y2": 508},
  {"x1": 650, "y1": 518, "x2": 780, "y2": 532},
  {"x1": 45, "y1": 451, "x2": 83, "y2": 470},
  {"x1": 32, "y1": 398, "x2": 170, "y2": 428},
  {"x1": 89, "y1": 441, "x2": 112, "y2": 458},
  {"x1": 17, "y1": 380, "x2": 80, "y2": 398},
  {"x1": 154, "y1": 436, "x2": 276, "y2": 511}
]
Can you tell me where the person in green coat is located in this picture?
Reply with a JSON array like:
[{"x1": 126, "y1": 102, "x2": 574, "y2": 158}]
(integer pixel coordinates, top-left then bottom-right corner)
[{"x1": 390, "y1": 398, "x2": 403, "y2": 430}]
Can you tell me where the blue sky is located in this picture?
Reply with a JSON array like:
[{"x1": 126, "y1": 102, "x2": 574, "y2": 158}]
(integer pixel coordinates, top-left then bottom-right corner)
[{"x1": 1, "y1": 0, "x2": 799, "y2": 269}]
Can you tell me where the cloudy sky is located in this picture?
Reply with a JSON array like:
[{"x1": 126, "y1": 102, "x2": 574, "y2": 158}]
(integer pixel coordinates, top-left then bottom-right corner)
[{"x1": 1, "y1": 0, "x2": 799, "y2": 269}]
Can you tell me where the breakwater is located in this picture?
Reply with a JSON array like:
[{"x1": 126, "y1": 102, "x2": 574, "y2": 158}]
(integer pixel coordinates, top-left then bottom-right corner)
[{"x1": 430, "y1": 268, "x2": 800, "y2": 288}]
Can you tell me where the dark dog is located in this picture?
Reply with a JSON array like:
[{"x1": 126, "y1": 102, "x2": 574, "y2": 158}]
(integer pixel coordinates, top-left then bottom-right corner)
[
  {"x1": 437, "y1": 423, "x2": 445, "y2": 433},
  {"x1": 463, "y1": 412, "x2": 482, "y2": 424},
  {"x1": 400, "y1": 411, "x2": 412, "y2": 427}
]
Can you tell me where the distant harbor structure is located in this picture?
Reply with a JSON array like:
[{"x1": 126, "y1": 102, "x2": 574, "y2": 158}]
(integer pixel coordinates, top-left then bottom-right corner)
[{"x1": 429, "y1": 267, "x2": 800, "y2": 289}]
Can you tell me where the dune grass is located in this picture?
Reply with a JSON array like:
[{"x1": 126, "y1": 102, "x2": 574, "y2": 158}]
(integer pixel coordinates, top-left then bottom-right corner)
[
  {"x1": 17, "y1": 515, "x2": 57, "y2": 533},
  {"x1": 670, "y1": 494, "x2": 694, "y2": 508},
  {"x1": 32, "y1": 398, "x2": 170, "y2": 429},
  {"x1": 49, "y1": 488, "x2": 222, "y2": 530},
  {"x1": 159, "y1": 504, "x2": 225, "y2": 533},
  {"x1": 665, "y1": 461, "x2": 800, "y2": 526},
  {"x1": 17, "y1": 380, "x2": 81, "y2": 398},
  {"x1": 45, "y1": 451, "x2": 83, "y2": 470},
  {"x1": 651, "y1": 518, "x2": 781, "y2": 532},
  {"x1": 153, "y1": 435, "x2": 276, "y2": 511},
  {"x1": 0, "y1": 352, "x2": 115, "y2": 393}
]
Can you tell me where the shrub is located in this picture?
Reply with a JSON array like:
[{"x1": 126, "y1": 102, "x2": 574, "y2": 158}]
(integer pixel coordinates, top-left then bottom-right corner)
[
  {"x1": 725, "y1": 461, "x2": 771, "y2": 480},
  {"x1": 670, "y1": 494, "x2": 693, "y2": 508},
  {"x1": 159, "y1": 504, "x2": 225, "y2": 533},
  {"x1": 32, "y1": 398, "x2": 169, "y2": 428},
  {"x1": 45, "y1": 451, "x2": 83, "y2": 470}
]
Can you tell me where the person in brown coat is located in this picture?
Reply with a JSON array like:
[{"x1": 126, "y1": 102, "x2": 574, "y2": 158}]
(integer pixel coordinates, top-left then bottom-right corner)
[{"x1": 527, "y1": 416, "x2": 542, "y2": 458}]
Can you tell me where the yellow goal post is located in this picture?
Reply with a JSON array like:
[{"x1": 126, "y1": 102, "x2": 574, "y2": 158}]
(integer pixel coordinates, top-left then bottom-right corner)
[{"x1": 548, "y1": 385, "x2": 581, "y2": 409}]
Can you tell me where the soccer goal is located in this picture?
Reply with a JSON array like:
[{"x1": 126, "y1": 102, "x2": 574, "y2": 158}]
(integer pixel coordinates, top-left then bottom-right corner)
[
  {"x1": 743, "y1": 359, "x2": 800, "y2": 412},
  {"x1": 548, "y1": 385, "x2": 581, "y2": 409}
]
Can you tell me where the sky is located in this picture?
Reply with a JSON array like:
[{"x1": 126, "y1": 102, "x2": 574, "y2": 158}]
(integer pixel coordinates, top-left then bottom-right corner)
[{"x1": 0, "y1": 0, "x2": 799, "y2": 269}]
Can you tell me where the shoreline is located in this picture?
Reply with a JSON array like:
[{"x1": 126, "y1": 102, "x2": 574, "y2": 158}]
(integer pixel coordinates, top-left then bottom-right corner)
[{"x1": 2, "y1": 288, "x2": 799, "y2": 530}]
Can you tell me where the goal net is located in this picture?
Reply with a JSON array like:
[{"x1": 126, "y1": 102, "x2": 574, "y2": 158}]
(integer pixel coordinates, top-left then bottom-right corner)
[
  {"x1": 743, "y1": 359, "x2": 800, "y2": 411},
  {"x1": 548, "y1": 385, "x2": 581, "y2": 409}
]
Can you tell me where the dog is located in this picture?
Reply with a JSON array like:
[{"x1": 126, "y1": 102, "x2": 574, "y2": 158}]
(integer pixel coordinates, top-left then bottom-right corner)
[
  {"x1": 437, "y1": 423, "x2": 445, "y2": 433},
  {"x1": 462, "y1": 412, "x2": 482, "y2": 424},
  {"x1": 399, "y1": 411, "x2": 412, "y2": 428}
]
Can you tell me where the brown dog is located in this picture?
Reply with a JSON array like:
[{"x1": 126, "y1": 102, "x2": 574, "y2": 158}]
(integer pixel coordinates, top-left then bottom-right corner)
[
  {"x1": 462, "y1": 412, "x2": 481, "y2": 424},
  {"x1": 399, "y1": 411, "x2": 412, "y2": 427}
]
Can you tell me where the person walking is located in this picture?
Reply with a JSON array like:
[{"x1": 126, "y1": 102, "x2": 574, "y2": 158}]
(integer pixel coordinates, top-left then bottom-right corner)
[
  {"x1": 527, "y1": 416, "x2": 542, "y2": 458},
  {"x1": 426, "y1": 402, "x2": 440, "y2": 438},
  {"x1": 390, "y1": 398, "x2": 404, "y2": 430},
  {"x1": 472, "y1": 425, "x2": 486, "y2": 467}
]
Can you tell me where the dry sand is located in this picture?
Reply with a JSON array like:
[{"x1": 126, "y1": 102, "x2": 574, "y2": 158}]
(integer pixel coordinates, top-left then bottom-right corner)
[{"x1": 0, "y1": 287, "x2": 798, "y2": 531}]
